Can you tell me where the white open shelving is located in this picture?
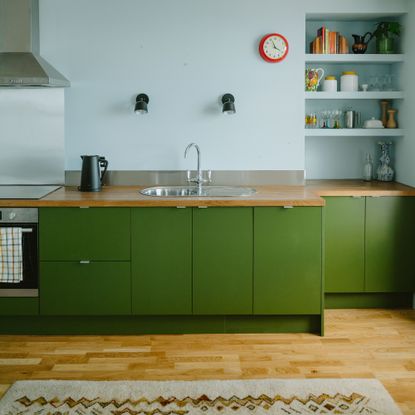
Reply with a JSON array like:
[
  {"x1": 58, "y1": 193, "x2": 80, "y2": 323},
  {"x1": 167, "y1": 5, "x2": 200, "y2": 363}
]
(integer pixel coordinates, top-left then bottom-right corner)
[
  {"x1": 305, "y1": 12, "x2": 406, "y2": 179},
  {"x1": 305, "y1": 91, "x2": 405, "y2": 100},
  {"x1": 305, "y1": 54, "x2": 404, "y2": 64},
  {"x1": 305, "y1": 128, "x2": 404, "y2": 137}
]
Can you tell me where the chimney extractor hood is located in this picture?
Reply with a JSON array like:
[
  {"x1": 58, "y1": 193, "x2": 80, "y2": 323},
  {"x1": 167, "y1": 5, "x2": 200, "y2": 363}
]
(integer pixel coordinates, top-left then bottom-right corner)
[{"x1": 0, "y1": 0, "x2": 70, "y2": 87}]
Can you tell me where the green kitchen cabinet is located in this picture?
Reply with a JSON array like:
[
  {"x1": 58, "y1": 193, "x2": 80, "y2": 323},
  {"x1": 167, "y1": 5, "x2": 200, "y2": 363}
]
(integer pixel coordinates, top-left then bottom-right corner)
[
  {"x1": 131, "y1": 207, "x2": 192, "y2": 315},
  {"x1": 39, "y1": 207, "x2": 130, "y2": 261},
  {"x1": 365, "y1": 196, "x2": 415, "y2": 292},
  {"x1": 193, "y1": 207, "x2": 253, "y2": 315},
  {"x1": 0, "y1": 298, "x2": 39, "y2": 315},
  {"x1": 324, "y1": 197, "x2": 365, "y2": 292},
  {"x1": 40, "y1": 262, "x2": 131, "y2": 315},
  {"x1": 254, "y1": 207, "x2": 322, "y2": 314}
]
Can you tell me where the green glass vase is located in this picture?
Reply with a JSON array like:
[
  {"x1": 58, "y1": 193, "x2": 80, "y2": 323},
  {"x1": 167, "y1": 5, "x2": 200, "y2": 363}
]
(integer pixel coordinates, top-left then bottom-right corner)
[{"x1": 376, "y1": 35, "x2": 395, "y2": 54}]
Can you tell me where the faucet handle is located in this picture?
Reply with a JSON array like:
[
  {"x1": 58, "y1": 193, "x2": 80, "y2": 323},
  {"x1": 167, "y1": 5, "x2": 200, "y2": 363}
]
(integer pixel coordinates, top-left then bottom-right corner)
[
  {"x1": 207, "y1": 170, "x2": 212, "y2": 184},
  {"x1": 186, "y1": 170, "x2": 192, "y2": 183}
]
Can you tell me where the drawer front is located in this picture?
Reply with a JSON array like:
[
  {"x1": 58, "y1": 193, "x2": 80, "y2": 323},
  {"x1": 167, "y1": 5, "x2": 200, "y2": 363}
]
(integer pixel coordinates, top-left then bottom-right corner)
[
  {"x1": 40, "y1": 208, "x2": 130, "y2": 261},
  {"x1": 40, "y1": 262, "x2": 131, "y2": 315}
]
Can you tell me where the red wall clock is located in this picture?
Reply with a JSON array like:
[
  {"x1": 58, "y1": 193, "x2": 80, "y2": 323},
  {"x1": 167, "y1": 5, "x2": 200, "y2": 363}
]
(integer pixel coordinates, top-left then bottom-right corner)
[{"x1": 259, "y1": 33, "x2": 289, "y2": 63}]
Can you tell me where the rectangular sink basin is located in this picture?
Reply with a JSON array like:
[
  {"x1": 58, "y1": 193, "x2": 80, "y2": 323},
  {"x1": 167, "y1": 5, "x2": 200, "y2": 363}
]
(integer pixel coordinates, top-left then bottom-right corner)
[{"x1": 140, "y1": 186, "x2": 256, "y2": 197}]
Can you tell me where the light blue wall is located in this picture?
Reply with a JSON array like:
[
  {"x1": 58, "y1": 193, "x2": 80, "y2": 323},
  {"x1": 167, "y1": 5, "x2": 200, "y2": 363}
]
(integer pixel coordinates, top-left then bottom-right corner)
[
  {"x1": 39, "y1": 0, "x2": 409, "y2": 175},
  {"x1": 396, "y1": 0, "x2": 415, "y2": 187}
]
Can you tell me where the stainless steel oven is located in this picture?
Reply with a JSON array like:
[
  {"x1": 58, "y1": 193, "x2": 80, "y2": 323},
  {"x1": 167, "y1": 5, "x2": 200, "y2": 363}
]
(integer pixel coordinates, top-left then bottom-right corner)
[{"x1": 0, "y1": 208, "x2": 38, "y2": 297}]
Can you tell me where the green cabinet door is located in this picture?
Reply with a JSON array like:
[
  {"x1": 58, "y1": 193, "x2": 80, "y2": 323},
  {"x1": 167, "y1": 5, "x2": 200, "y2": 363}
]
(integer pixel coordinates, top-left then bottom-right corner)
[
  {"x1": 131, "y1": 208, "x2": 192, "y2": 315},
  {"x1": 0, "y1": 298, "x2": 39, "y2": 315},
  {"x1": 193, "y1": 207, "x2": 253, "y2": 315},
  {"x1": 39, "y1": 208, "x2": 130, "y2": 261},
  {"x1": 324, "y1": 197, "x2": 365, "y2": 292},
  {"x1": 366, "y1": 197, "x2": 415, "y2": 292},
  {"x1": 40, "y1": 262, "x2": 131, "y2": 315},
  {"x1": 254, "y1": 207, "x2": 322, "y2": 314}
]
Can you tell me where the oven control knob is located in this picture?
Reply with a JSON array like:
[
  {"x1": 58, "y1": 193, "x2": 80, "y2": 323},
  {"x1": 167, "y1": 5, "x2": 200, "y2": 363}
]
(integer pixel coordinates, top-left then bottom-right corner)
[{"x1": 9, "y1": 212, "x2": 16, "y2": 220}]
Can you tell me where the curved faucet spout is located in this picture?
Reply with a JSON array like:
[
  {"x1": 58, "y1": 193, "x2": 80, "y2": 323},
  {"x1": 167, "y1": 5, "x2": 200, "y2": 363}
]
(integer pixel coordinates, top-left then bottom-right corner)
[{"x1": 184, "y1": 143, "x2": 202, "y2": 182}]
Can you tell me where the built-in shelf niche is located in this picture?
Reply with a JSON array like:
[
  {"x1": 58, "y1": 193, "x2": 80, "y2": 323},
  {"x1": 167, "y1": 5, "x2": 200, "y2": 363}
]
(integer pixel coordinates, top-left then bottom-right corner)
[{"x1": 304, "y1": 12, "x2": 406, "y2": 180}]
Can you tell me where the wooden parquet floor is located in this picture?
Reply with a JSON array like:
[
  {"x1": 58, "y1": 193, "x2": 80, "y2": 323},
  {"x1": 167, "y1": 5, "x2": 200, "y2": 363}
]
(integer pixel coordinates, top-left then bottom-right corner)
[{"x1": 0, "y1": 309, "x2": 414, "y2": 413}]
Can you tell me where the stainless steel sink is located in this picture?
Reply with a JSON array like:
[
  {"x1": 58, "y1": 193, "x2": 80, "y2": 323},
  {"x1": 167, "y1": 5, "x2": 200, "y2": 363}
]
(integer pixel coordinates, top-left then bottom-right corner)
[{"x1": 140, "y1": 186, "x2": 256, "y2": 197}]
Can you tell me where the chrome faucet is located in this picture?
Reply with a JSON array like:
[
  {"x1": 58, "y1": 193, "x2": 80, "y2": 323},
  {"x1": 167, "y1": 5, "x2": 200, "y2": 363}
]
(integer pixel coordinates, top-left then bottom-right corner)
[{"x1": 184, "y1": 143, "x2": 211, "y2": 191}]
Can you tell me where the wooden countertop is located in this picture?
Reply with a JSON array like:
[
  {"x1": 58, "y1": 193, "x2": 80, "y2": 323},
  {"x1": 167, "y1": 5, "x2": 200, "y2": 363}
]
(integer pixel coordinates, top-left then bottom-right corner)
[
  {"x1": 0, "y1": 180, "x2": 414, "y2": 207},
  {"x1": 0, "y1": 185, "x2": 325, "y2": 207},
  {"x1": 308, "y1": 180, "x2": 415, "y2": 197}
]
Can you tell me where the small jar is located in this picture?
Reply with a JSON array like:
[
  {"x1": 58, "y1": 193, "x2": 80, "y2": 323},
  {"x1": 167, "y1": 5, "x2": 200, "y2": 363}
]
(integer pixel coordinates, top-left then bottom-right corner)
[
  {"x1": 322, "y1": 75, "x2": 337, "y2": 92},
  {"x1": 340, "y1": 71, "x2": 359, "y2": 92}
]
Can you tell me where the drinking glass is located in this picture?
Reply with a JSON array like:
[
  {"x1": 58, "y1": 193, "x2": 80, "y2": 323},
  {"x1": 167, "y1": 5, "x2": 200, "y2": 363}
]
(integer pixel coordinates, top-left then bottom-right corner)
[
  {"x1": 333, "y1": 110, "x2": 343, "y2": 129},
  {"x1": 385, "y1": 74, "x2": 394, "y2": 91},
  {"x1": 319, "y1": 110, "x2": 330, "y2": 128},
  {"x1": 369, "y1": 76, "x2": 380, "y2": 91}
]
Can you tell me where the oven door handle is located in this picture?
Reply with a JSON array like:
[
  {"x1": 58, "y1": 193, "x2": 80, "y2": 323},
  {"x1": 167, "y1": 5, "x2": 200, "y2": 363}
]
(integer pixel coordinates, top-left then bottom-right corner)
[{"x1": 21, "y1": 228, "x2": 33, "y2": 233}]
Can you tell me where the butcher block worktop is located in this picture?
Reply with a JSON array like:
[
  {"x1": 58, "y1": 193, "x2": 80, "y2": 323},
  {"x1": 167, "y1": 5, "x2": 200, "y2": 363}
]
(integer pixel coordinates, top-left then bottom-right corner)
[
  {"x1": 0, "y1": 180, "x2": 414, "y2": 207},
  {"x1": 308, "y1": 180, "x2": 415, "y2": 197},
  {"x1": 0, "y1": 185, "x2": 324, "y2": 207}
]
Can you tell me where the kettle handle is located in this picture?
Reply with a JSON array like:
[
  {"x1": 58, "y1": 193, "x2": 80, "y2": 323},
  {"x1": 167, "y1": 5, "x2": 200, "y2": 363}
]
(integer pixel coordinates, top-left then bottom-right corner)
[{"x1": 98, "y1": 157, "x2": 108, "y2": 185}]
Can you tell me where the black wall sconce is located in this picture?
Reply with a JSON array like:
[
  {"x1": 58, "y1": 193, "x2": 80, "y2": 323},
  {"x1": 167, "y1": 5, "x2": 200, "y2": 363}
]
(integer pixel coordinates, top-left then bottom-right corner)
[
  {"x1": 134, "y1": 94, "x2": 149, "y2": 114},
  {"x1": 222, "y1": 93, "x2": 236, "y2": 114}
]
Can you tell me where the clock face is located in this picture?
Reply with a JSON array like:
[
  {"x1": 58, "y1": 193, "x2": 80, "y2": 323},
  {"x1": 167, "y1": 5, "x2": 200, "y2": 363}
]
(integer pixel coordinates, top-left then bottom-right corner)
[{"x1": 259, "y1": 33, "x2": 289, "y2": 63}]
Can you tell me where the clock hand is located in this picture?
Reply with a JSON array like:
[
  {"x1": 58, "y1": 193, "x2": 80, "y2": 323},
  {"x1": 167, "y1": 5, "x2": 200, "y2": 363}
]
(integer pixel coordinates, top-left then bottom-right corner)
[{"x1": 271, "y1": 39, "x2": 282, "y2": 52}]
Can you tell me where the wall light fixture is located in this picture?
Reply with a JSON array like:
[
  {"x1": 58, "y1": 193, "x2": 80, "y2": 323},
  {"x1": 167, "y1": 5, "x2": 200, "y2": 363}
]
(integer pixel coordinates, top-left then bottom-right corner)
[
  {"x1": 222, "y1": 93, "x2": 236, "y2": 114},
  {"x1": 134, "y1": 94, "x2": 149, "y2": 114}
]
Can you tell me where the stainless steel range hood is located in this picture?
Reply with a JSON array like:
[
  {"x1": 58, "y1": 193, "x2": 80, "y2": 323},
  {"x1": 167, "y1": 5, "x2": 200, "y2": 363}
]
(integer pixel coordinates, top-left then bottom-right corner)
[{"x1": 0, "y1": 0, "x2": 70, "y2": 87}]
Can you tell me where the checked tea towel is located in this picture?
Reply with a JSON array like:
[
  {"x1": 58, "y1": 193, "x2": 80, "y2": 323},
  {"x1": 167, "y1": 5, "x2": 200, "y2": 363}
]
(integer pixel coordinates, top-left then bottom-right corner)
[{"x1": 0, "y1": 227, "x2": 23, "y2": 283}]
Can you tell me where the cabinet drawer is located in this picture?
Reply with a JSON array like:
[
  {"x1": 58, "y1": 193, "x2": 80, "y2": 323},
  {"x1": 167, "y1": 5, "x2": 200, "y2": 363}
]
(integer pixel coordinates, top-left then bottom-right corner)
[
  {"x1": 40, "y1": 262, "x2": 131, "y2": 315},
  {"x1": 39, "y1": 208, "x2": 130, "y2": 261}
]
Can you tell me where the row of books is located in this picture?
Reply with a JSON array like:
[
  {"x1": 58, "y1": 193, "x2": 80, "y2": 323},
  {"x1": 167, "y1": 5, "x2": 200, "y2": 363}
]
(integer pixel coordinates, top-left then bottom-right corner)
[{"x1": 309, "y1": 27, "x2": 349, "y2": 54}]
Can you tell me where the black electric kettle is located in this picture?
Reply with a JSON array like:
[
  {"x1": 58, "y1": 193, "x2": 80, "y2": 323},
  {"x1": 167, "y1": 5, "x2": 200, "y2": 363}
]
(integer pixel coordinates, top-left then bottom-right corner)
[{"x1": 78, "y1": 155, "x2": 108, "y2": 192}]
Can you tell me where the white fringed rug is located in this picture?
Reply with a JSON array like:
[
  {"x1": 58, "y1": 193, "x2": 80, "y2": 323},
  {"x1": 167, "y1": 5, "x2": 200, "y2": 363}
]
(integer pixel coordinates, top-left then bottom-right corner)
[{"x1": 0, "y1": 378, "x2": 402, "y2": 415}]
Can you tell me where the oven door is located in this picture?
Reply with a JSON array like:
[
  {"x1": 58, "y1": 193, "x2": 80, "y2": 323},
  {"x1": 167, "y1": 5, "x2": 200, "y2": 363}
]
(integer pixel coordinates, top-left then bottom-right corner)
[{"x1": 0, "y1": 223, "x2": 38, "y2": 297}]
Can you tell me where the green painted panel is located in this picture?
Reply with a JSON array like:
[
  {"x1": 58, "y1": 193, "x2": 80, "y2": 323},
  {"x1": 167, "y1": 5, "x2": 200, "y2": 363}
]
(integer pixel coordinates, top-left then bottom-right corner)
[
  {"x1": 40, "y1": 262, "x2": 131, "y2": 315},
  {"x1": 39, "y1": 208, "x2": 82, "y2": 260},
  {"x1": 325, "y1": 293, "x2": 413, "y2": 309},
  {"x1": 0, "y1": 315, "x2": 319, "y2": 335},
  {"x1": 254, "y1": 207, "x2": 322, "y2": 314},
  {"x1": 0, "y1": 298, "x2": 39, "y2": 315},
  {"x1": 225, "y1": 315, "x2": 322, "y2": 334},
  {"x1": 39, "y1": 208, "x2": 130, "y2": 261},
  {"x1": 366, "y1": 197, "x2": 415, "y2": 292},
  {"x1": 193, "y1": 207, "x2": 253, "y2": 315},
  {"x1": 131, "y1": 208, "x2": 192, "y2": 315},
  {"x1": 324, "y1": 197, "x2": 365, "y2": 293}
]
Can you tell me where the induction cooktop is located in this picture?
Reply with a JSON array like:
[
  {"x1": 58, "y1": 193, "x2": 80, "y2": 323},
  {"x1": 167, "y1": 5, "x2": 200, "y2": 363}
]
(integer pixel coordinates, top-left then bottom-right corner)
[{"x1": 0, "y1": 185, "x2": 61, "y2": 200}]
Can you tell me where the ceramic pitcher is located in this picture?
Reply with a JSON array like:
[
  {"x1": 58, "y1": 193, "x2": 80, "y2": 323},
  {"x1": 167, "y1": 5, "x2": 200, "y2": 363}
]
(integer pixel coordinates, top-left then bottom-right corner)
[{"x1": 305, "y1": 68, "x2": 325, "y2": 91}]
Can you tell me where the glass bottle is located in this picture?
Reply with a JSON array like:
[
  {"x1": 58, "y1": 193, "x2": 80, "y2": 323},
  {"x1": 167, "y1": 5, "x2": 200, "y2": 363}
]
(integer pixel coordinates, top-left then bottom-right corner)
[{"x1": 363, "y1": 153, "x2": 373, "y2": 182}]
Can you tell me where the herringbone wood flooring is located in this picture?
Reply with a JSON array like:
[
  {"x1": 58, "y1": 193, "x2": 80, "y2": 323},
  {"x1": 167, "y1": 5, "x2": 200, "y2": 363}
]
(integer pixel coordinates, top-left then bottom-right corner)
[{"x1": 0, "y1": 309, "x2": 414, "y2": 413}]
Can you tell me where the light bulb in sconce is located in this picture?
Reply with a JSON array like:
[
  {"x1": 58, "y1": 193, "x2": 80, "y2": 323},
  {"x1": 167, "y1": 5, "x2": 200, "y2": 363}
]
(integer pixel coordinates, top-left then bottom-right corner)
[
  {"x1": 134, "y1": 94, "x2": 149, "y2": 114},
  {"x1": 222, "y1": 93, "x2": 236, "y2": 115}
]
